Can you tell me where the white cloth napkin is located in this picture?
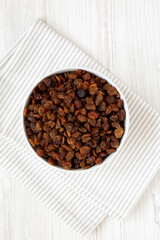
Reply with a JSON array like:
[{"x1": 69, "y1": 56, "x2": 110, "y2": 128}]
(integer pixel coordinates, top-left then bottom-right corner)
[{"x1": 0, "y1": 20, "x2": 160, "y2": 236}]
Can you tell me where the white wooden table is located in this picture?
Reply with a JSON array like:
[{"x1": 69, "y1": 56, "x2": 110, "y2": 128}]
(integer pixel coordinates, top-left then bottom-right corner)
[{"x1": 0, "y1": 1, "x2": 160, "y2": 239}]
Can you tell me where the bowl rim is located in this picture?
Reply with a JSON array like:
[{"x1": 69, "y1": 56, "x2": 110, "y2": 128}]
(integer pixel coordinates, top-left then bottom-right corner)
[{"x1": 22, "y1": 66, "x2": 129, "y2": 172}]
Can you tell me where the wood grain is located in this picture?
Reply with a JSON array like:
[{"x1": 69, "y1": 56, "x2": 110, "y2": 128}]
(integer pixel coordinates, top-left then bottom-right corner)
[{"x1": 0, "y1": 0, "x2": 160, "y2": 239}]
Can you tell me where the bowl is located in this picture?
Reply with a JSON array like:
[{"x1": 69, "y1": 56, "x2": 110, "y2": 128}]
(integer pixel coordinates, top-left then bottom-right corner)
[{"x1": 22, "y1": 67, "x2": 129, "y2": 172}]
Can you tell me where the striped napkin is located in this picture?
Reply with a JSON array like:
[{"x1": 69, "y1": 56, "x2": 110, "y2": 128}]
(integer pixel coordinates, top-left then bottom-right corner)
[{"x1": 0, "y1": 20, "x2": 160, "y2": 236}]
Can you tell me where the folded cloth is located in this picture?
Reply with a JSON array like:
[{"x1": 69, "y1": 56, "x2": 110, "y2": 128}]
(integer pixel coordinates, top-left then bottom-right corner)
[{"x1": 0, "y1": 20, "x2": 160, "y2": 236}]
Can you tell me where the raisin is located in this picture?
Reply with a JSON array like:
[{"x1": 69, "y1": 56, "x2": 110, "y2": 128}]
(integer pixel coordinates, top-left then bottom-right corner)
[
  {"x1": 50, "y1": 129, "x2": 58, "y2": 139},
  {"x1": 43, "y1": 78, "x2": 51, "y2": 87},
  {"x1": 47, "y1": 144, "x2": 56, "y2": 151},
  {"x1": 36, "y1": 149, "x2": 46, "y2": 157},
  {"x1": 58, "y1": 108, "x2": 65, "y2": 116},
  {"x1": 28, "y1": 105, "x2": 34, "y2": 111},
  {"x1": 85, "y1": 104, "x2": 96, "y2": 111},
  {"x1": 62, "y1": 161, "x2": 72, "y2": 170},
  {"x1": 103, "y1": 83, "x2": 111, "y2": 91},
  {"x1": 53, "y1": 135, "x2": 62, "y2": 144},
  {"x1": 107, "y1": 86, "x2": 117, "y2": 95},
  {"x1": 34, "y1": 114, "x2": 41, "y2": 119},
  {"x1": 88, "y1": 118, "x2": 96, "y2": 126},
  {"x1": 114, "y1": 127, "x2": 124, "y2": 138},
  {"x1": 62, "y1": 145, "x2": 73, "y2": 152},
  {"x1": 86, "y1": 97, "x2": 94, "y2": 104},
  {"x1": 77, "y1": 88, "x2": 86, "y2": 98},
  {"x1": 88, "y1": 112, "x2": 98, "y2": 119},
  {"x1": 110, "y1": 114, "x2": 118, "y2": 121},
  {"x1": 55, "y1": 119, "x2": 61, "y2": 129},
  {"x1": 72, "y1": 159, "x2": 80, "y2": 168},
  {"x1": 50, "y1": 152, "x2": 60, "y2": 160},
  {"x1": 65, "y1": 123, "x2": 73, "y2": 131},
  {"x1": 57, "y1": 93, "x2": 65, "y2": 99},
  {"x1": 106, "y1": 106, "x2": 112, "y2": 115},
  {"x1": 82, "y1": 134, "x2": 91, "y2": 143},
  {"x1": 116, "y1": 92, "x2": 120, "y2": 98},
  {"x1": 95, "y1": 157, "x2": 103, "y2": 165},
  {"x1": 111, "y1": 141, "x2": 119, "y2": 148},
  {"x1": 82, "y1": 81, "x2": 89, "y2": 90},
  {"x1": 77, "y1": 114, "x2": 87, "y2": 122},
  {"x1": 75, "y1": 141, "x2": 82, "y2": 148},
  {"x1": 29, "y1": 138, "x2": 35, "y2": 147},
  {"x1": 100, "y1": 141, "x2": 106, "y2": 149},
  {"x1": 24, "y1": 108, "x2": 28, "y2": 117},
  {"x1": 80, "y1": 146, "x2": 91, "y2": 154},
  {"x1": 50, "y1": 76, "x2": 57, "y2": 86},
  {"x1": 82, "y1": 72, "x2": 90, "y2": 80},
  {"x1": 43, "y1": 122, "x2": 51, "y2": 131},
  {"x1": 84, "y1": 123, "x2": 91, "y2": 132},
  {"x1": 47, "y1": 121, "x2": 55, "y2": 128},
  {"x1": 79, "y1": 127, "x2": 87, "y2": 132},
  {"x1": 48, "y1": 158, "x2": 56, "y2": 166},
  {"x1": 99, "y1": 152, "x2": 107, "y2": 157},
  {"x1": 67, "y1": 114, "x2": 75, "y2": 122},
  {"x1": 117, "y1": 99, "x2": 124, "y2": 108},
  {"x1": 110, "y1": 104, "x2": 119, "y2": 112},
  {"x1": 75, "y1": 152, "x2": 84, "y2": 160},
  {"x1": 27, "y1": 112, "x2": 35, "y2": 122},
  {"x1": 67, "y1": 137, "x2": 75, "y2": 145},
  {"x1": 86, "y1": 156, "x2": 95, "y2": 164},
  {"x1": 111, "y1": 122, "x2": 120, "y2": 128},
  {"x1": 118, "y1": 109, "x2": 126, "y2": 121},
  {"x1": 36, "y1": 121, "x2": 43, "y2": 131},
  {"x1": 69, "y1": 73, "x2": 77, "y2": 79},
  {"x1": 96, "y1": 145, "x2": 102, "y2": 153},
  {"x1": 47, "y1": 111, "x2": 55, "y2": 121},
  {"x1": 38, "y1": 82, "x2": 46, "y2": 91},
  {"x1": 26, "y1": 128, "x2": 33, "y2": 136},
  {"x1": 98, "y1": 102, "x2": 106, "y2": 112},
  {"x1": 102, "y1": 121, "x2": 109, "y2": 131},
  {"x1": 96, "y1": 119, "x2": 102, "y2": 127},
  {"x1": 106, "y1": 149, "x2": 116, "y2": 154},
  {"x1": 75, "y1": 99, "x2": 82, "y2": 109},
  {"x1": 91, "y1": 127, "x2": 99, "y2": 135},
  {"x1": 106, "y1": 95, "x2": 114, "y2": 104},
  {"x1": 38, "y1": 107, "x2": 44, "y2": 116},
  {"x1": 64, "y1": 95, "x2": 72, "y2": 107},
  {"x1": 76, "y1": 69, "x2": 82, "y2": 76},
  {"x1": 66, "y1": 151, "x2": 74, "y2": 161},
  {"x1": 95, "y1": 94, "x2": 103, "y2": 106},
  {"x1": 81, "y1": 108, "x2": 87, "y2": 115},
  {"x1": 34, "y1": 93, "x2": 42, "y2": 100},
  {"x1": 80, "y1": 161, "x2": 85, "y2": 168},
  {"x1": 89, "y1": 84, "x2": 98, "y2": 95},
  {"x1": 72, "y1": 131, "x2": 81, "y2": 138}
]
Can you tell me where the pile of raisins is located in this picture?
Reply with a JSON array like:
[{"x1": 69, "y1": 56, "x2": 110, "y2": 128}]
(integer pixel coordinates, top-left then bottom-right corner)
[{"x1": 24, "y1": 70, "x2": 125, "y2": 170}]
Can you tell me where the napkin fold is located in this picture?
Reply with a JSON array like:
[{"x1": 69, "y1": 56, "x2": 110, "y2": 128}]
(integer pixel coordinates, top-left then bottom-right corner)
[{"x1": 0, "y1": 20, "x2": 160, "y2": 236}]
